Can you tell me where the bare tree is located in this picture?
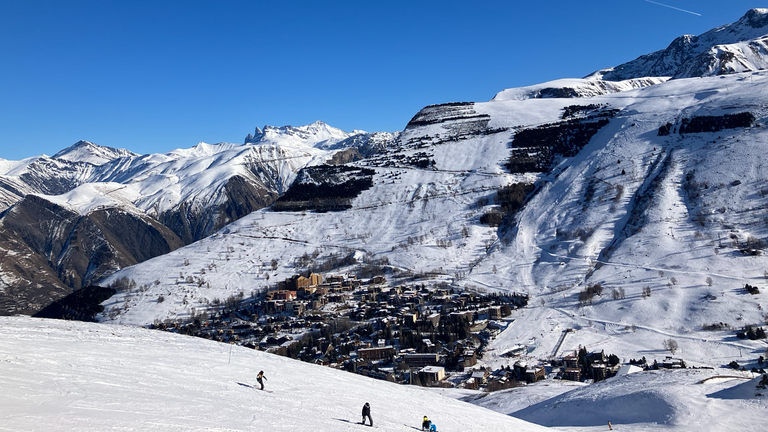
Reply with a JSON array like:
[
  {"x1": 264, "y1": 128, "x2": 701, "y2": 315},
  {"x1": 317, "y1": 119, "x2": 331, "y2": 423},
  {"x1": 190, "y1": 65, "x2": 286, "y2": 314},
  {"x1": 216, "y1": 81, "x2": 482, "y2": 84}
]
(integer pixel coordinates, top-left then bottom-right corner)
[{"x1": 663, "y1": 339, "x2": 679, "y2": 354}]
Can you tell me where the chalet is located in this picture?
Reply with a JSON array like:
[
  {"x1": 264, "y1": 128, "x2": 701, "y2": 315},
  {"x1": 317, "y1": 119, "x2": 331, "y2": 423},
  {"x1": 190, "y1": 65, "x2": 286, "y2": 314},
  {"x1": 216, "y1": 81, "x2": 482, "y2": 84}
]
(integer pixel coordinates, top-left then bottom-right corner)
[
  {"x1": 464, "y1": 377, "x2": 478, "y2": 390},
  {"x1": 563, "y1": 367, "x2": 581, "y2": 381},
  {"x1": 563, "y1": 353, "x2": 579, "y2": 369},
  {"x1": 310, "y1": 297, "x2": 327, "y2": 310},
  {"x1": 266, "y1": 290, "x2": 297, "y2": 301},
  {"x1": 371, "y1": 276, "x2": 387, "y2": 285},
  {"x1": 513, "y1": 361, "x2": 528, "y2": 380},
  {"x1": 525, "y1": 366, "x2": 546, "y2": 383},
  {"x1": 471, "y1": 369, "x2": 489, "y2": 384},
  {"x1": 660, "y1": 357, "x2": 686, "y2": 369},
  {"x1": 326, "y1": 275, "x2": 344, "y2": 284},
  {"x1": 418, "y1": 366, "x2": 445, "y2": 386},
  {"x1": 591, "y1": 362, "x2": 607, "y2": 381},
  {"x1": 401, "y1": 311, "x2": 418, "y2": 327},
  {"x1": 460, "y1": 350, "x2": 477, "y2": 368},
  {"x1": 343, "y1": 279, "x2": 362, "y2": 290},
  {"x1": 450, "y1": 310, "x2": 473, "y2": 322},
  {"x1": 286, "y1": 301, "x2": 305, "y2": 316},
  {"x1": 264, "y1": 300, "x2": 286, "y2": 314},
  {"x1": 426, "y1": 313, "x2": 441, "y2": 327}
]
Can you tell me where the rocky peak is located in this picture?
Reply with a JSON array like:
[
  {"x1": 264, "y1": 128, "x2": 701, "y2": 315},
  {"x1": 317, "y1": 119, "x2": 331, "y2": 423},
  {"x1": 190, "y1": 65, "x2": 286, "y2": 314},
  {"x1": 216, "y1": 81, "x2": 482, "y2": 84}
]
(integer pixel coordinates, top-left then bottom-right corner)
[
  {"x1": 589, "y1": 9, "x2": 768, "y2": 81},
  {"x1": 53, "y1": 140, "x2": 138, "y2": 166},
  {"x1": 739, "y1": 8, "x2": 768, "y2": 30},
  {"x1": 245, "y1": 121, "x2": 357, "y2": 148},
  {"x1": 244, "y1": 126, "x2": 265, "y2": 144}
]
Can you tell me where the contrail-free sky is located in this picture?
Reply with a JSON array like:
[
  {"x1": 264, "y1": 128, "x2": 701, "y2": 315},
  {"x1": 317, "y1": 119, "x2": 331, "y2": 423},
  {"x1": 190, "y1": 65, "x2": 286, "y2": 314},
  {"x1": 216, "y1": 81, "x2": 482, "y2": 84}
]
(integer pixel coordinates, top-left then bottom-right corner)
[{"x1": 644, "y1": 0, "x2": 702, "y2": 16}]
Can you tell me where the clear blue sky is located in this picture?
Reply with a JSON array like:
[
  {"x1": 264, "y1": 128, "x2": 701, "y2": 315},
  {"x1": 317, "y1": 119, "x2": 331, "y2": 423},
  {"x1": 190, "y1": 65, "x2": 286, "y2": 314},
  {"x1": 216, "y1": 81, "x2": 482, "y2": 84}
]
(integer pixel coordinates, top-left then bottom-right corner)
[{"x1": 0, "y1": 0, "x2": 760, "y2": 159}]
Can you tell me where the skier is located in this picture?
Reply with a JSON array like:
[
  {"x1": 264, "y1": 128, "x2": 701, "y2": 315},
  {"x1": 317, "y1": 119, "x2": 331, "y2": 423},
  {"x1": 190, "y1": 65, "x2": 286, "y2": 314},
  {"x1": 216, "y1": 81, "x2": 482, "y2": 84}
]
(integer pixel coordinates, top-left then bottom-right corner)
[
  {"x1": 257, "y1": 370, "x2": 267, "y2": 390},
  {"x1": 422, "y1": 416, "x2": 431, "y2": 430},
  {"x1": 361, "y1": 402, "x2": 373, "y2": 426}
]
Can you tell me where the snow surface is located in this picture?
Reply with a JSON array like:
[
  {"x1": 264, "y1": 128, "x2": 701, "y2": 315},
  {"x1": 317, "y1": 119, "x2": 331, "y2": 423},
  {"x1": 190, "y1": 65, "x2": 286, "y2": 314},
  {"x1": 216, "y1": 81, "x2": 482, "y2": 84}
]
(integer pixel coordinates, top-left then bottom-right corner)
[
  {"x1": 510, "y1": 368, "x2": 767, "y2": 431},
  {"x1": 0, "y1": 155, "x2": 42, "y2": 176},
  {"x1": 0, "y1": 316, "x2": 550, "y2": 432},
  {"x1": 491, "y1": 77, "x2": 669, "y2": 101},
  {"x1": 52, "y1": 140, "x2": 139, "y2": 166}
]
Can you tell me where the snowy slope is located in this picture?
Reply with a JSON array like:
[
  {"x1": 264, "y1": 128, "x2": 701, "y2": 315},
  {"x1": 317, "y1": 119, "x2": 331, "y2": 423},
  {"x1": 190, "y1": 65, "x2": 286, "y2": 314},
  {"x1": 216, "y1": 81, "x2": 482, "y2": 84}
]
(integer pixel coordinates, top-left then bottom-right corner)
[
  {"x1": 466, "y1": 368, "x2": 767, "y2": 431},
  {"x1": 590, "y1": 8, "x2": 768, "y2": 80},
  {"x1": 98, "y1": 72, "x2": 768, "y2": 379},
  {"x1": 491, "y1": 77, "x2": 669, "y2": 101},
  {"x1": 0, "y1": 315, "x2": 551, "y2": 432},
  {"x1": 52, "y1": 140, "x2": 139, "y2": 165}
]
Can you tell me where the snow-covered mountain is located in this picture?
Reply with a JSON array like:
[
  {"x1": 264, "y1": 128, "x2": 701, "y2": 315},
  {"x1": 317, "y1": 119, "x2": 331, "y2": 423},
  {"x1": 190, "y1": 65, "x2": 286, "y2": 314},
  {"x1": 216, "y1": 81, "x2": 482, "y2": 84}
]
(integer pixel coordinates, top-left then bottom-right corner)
[
  {"x1": 52, "y1": 140, "x2": 139, "y2": 165},
  {"x1": 3, "y1": 8, "x2": 768, "y2": 431},
  {"x1": 589, "y1": 8, "x2": 768, "y2": 80},
  {"x1": 0, "y1": 122, "x2": 378, "y2": 314},
  {"x1": 89, "y1": 10, "x2": 768, "y2": 386},
  {"x1": 492, "y1": 77, "x2": 669, "y2": 101},
  {"x1": 98, "y1": 71, "x2": 768, "y2": 364},
  {"x1": 2, "y1": 7, "x2": 768, "y2": 379}
]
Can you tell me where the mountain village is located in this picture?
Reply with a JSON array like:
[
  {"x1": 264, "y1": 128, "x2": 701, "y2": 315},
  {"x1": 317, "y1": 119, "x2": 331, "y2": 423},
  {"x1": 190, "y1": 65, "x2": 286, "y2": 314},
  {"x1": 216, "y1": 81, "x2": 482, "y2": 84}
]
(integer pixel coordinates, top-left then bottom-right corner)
[{"x1": 144, "y1": 269, "x2": 729, "y2": 394}]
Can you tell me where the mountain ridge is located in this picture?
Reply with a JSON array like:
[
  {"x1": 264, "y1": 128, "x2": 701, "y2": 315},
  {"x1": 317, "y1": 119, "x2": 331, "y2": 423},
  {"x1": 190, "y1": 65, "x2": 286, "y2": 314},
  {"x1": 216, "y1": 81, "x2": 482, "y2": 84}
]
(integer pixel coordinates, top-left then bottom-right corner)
[{"x1": 589, "y1": 8, "x2": 768, "y2": 80}]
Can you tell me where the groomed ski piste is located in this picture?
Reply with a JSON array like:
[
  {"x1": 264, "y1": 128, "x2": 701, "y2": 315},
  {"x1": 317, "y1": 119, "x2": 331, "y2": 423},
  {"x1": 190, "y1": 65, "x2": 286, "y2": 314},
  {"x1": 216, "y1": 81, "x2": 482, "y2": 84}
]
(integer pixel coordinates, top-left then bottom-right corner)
[{"x1": 0, "y1": 316, "x2": 550, "y2": 432}]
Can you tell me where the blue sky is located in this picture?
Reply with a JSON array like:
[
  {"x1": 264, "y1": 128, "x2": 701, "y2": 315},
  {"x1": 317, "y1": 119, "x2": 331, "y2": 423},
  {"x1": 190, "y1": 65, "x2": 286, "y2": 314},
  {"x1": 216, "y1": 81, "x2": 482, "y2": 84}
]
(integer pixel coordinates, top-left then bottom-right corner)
[{"x1": 0, "y1": 1, "x2": 760, "y2": 159}]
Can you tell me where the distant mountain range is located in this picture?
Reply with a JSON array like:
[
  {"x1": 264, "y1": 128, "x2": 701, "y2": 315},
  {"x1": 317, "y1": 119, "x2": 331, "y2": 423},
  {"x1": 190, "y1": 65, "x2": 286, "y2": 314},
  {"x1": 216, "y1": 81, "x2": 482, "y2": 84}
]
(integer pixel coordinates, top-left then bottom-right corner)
[{"x1": 0, "y1": 124, "x2": 397, "y2": 313}]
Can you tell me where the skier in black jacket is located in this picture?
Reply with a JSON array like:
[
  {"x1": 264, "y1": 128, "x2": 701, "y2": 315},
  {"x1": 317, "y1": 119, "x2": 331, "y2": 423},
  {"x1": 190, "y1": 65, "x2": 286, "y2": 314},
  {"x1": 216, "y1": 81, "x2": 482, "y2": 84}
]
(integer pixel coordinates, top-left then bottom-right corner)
[
  {"x1": 361, "y1": 402, "x2": 373, "y2": 426},
  {"x1": 257, "y1": 370, "x2": 267, "y2": 390}
]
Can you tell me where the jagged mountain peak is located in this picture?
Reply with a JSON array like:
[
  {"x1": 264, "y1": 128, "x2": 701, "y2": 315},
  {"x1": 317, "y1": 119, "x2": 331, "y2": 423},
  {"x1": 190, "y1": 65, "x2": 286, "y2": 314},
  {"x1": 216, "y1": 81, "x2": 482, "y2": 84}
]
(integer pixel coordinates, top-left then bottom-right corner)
[
  {"x1": 736, "y1": 8, "x2": 768, "y2": 30},
  {"x1": 165, "y1": 141, "x2": 241, "y2": 159},
  {"x1": 244, "y1": 120, "x2": 364, "y2": 149},
  {"x1": 589, "y1": 8, "x2": 768, "y2": 81},
  {"x1": 53, "y1": 140, "x2": 138, "y2": 166}
]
